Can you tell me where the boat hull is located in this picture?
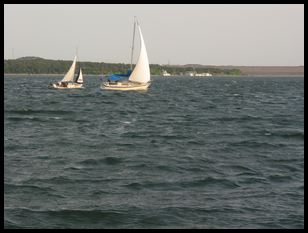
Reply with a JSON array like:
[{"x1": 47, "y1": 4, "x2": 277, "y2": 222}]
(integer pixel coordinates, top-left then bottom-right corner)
[
  {"x1": 50, "y1": 83, "x2": 83, "y2": 89},
  {"x1": 101, "y1": 82, "x2": 150, "y2": 91}
]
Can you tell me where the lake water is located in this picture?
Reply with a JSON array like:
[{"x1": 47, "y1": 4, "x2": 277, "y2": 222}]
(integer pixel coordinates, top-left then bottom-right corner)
[{"x1": 4, "y1": 75, "x2": 304, "y2": 229}]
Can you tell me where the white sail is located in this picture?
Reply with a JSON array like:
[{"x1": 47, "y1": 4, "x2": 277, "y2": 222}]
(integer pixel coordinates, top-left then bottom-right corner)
[
  {"x1": 76, "y1": 68, "x2": 83, "y2": 83},
  {"x1": 61, "y1": 56, "x2": 77, "y2": 82},
  {"x1": 128, "y1": 25, "x2": 150, "y2": 84}
]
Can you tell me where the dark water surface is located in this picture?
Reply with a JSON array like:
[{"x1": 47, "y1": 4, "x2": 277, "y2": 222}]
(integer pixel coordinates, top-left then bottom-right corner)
[{"x1": 4, "y1": 75, "x2": 304, "y2": 229}]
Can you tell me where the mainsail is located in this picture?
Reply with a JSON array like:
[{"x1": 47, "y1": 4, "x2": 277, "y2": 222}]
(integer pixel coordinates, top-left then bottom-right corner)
[
  {"x1": 61, "y1": 56, "x2": 77, "y2": 82},
  {"x1": 128, "y1": 24, "x2": 150, "y2": 84}
]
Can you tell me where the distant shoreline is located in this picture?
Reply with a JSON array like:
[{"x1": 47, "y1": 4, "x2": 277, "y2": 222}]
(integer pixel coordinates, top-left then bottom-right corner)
[
  {"x1": 4, "y1": 57, "x2": 304, "y2": 76},
  {"x1": 4, "y1": 73, "x2": 64, "y2": 76}
]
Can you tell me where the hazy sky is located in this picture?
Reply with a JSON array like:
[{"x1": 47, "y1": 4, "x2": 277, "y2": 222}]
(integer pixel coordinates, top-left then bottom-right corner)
[{"x1": 4, "y1": 4, "x2": 304, "y2": 66}]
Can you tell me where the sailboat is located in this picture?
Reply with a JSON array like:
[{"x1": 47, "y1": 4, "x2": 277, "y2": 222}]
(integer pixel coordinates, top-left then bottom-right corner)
[
  {"x1": 50, "y1": 55, "x2": 84, "y2": 89},
  {"x1": 101, "y1": 18, "x2": 151, "y2": 91}
]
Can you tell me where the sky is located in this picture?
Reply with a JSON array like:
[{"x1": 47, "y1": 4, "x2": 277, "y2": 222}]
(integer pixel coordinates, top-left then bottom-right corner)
[{"x1": 4, "y1": 4, "x2": 304, "y2": 66}]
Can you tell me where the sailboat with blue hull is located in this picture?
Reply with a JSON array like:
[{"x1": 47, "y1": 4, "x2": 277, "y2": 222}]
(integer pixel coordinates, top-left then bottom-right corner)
[{"x1": 101, "y1": 18, "x2": 151, "y2": 91}]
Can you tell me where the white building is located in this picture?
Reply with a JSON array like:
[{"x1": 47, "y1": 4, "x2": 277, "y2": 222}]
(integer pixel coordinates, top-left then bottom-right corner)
[{"x1": 195, "y1": 72, "x2": 212, "y2": 77}]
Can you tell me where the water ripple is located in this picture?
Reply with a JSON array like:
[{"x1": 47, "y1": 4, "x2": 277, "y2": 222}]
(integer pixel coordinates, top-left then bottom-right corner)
[{"x1": 4, "y1": 75, "x2": 304, "y2": 228}]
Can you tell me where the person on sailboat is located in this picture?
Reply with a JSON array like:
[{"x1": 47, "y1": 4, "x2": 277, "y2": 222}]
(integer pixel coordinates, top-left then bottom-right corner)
[{"x1": 60, "y1": 81, "x2": 67, "y2": 87}]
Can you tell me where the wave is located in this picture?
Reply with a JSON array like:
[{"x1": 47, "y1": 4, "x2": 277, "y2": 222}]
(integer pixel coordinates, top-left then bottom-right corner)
[
  {"x1": 227, "y1": 140, "x2": 287, "y2": 149},
  {"x1": 5, "y1": 109, "x2": 74, "y2": 115},
  {"x1": 4, "y1": 183, "x2": 64, "y2": 198},
  {"x1": 5, "y1": 207, "x2": 125, "y2": 216},
  {"x1": 4, "y1": 207, "x2": 132, "y2": 228},
  {"x1": 208, "y1": 115, "x2": 262, "y2": 122},
  {"x1": 4, "y1": 218, "x2": 22, "y2": 229},
  {"x1": 123, "y1": 182, "x2": 143, "y2": 190},
  {"x1": 267, "y1": 174, "x2": 294, "y2": 183},
  {"x1": 123, "y1": 177, "x2": 240, "y2": 191},
  {"x1": 270, "y1": 130, "x2": 304, "y2": 140},
  {"x1": 5, "y1": 183, "x2": 55, "y2": 192},
  {"x1": 180, "y1": 177, "x2": 240, "y2": 189},
  {"x1": 5, "y1": 109, "x2": 75, "y2": 122},
  {"x1": 77, "y1": 157, "x2": 122, "y2": 166},
  {"x1": 186, "y1": 140, "x2": 206, "y2": 145},
  {"x1": 219, "y1": 164, "x2": 260, "y2": 178},
  {"x1": 21, "y1": 176, "x2": 111, "y2": 187},
  {"x1": 6, "y1": 116, "x2": 64, "y2": 122}
]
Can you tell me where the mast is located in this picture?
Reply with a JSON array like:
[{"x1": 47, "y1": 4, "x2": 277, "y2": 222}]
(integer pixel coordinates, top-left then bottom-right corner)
[
  {"x1": 76, "y1": 46, "x2": 79, "y2": 68},
  {"x1": 130, "y1": 16, "x2": 136, "y2": 70},
  {"x1": 128, "y1": 23, "x2": 150, "y2": 84},
  {"x1": 75, "y1": 47, "x2": 79, "y2": 82}
]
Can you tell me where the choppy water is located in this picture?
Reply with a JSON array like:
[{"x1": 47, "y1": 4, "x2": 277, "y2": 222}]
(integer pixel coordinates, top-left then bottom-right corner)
[{"x1": 4, "y1": 75, "x2": 304, "y2": 229}]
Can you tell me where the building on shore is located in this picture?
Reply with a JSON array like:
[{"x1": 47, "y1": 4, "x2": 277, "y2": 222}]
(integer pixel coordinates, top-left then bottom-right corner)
[
  {"x1": 195, "y1": 72, "x2": 212, "y2": 77},
  {"x1": 185, "y1": 71, "x2": 212, "y2": 77}
]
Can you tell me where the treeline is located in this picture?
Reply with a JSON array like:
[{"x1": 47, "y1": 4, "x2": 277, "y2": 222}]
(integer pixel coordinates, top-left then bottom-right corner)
[{"x1": 4, "y1": 57, "x2": 242, "y2": 76}]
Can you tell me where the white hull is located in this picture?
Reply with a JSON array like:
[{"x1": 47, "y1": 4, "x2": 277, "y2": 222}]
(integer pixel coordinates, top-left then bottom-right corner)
[
  {"x1": 101, "y1": 81, "x2": 150, "y2": 91},
  {"x1": 50, "y1": 82, "x2": 83, "y2": 89},
  {"x1": 52, "y1": 55, "x2": 84, "y2": 89}
]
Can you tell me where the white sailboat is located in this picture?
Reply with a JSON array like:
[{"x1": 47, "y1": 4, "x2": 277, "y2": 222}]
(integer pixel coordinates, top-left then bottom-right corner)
[
  {"x1": 101, "y1": 19, "x2": 151, "y2": 91},
  {"x1": 50, "y1": 55, "x2": 84, "y2": 89}
]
